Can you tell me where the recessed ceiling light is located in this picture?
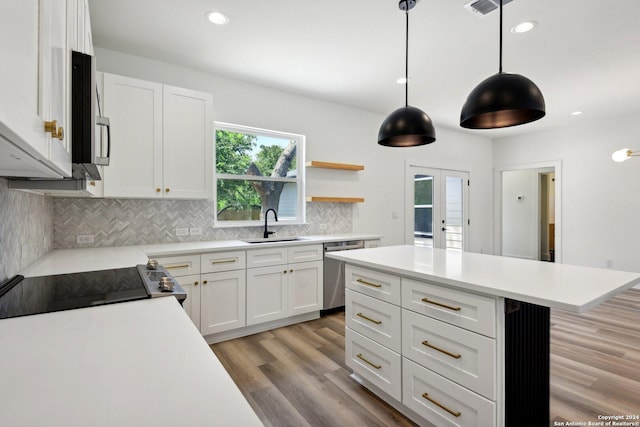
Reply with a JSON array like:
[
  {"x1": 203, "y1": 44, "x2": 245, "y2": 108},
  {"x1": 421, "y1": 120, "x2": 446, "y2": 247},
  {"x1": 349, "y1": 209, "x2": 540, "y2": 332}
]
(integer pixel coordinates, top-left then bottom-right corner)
[
  {"x1": 511, "y1": 21, "x2": 537, "y2": 34},
  {"x1": 571, "y1": 111, "x2": 583, "y2": 116},
  {"x1": 206, "y1": 11, "x2": 229, "y2": 25}
]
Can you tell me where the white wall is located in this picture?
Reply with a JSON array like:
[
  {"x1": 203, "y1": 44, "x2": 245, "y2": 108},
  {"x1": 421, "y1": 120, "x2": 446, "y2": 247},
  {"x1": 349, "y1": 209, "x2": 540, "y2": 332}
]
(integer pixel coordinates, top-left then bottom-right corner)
[
  {"x1": 501, "y1": 170, "x2": 539, "y2": 260},
  {"x1": 494, "y1": 112, "x2": 640, "y2": 273},
  {"x1": 95, "y1": 48, "x2": 495, "y2": 252}
]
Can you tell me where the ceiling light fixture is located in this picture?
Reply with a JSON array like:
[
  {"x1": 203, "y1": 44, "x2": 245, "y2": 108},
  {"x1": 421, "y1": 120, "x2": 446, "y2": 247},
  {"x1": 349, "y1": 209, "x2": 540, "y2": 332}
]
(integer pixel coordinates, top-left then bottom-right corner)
[
  {"x1": 207, "y1": 11, "x2": 229, "y2": 25},
  {"x1": 611, "y1": 148, "x2": 640, "y2": 162},
  {"x1": 460, "y1": 0, "x2": 545, "y2": 129},
  {"x1": 378, "y1": 0, "x2": 435, "y2": 147},
  {"x1": 511, "y1": 20, "x2": 537, "y2": 34}
]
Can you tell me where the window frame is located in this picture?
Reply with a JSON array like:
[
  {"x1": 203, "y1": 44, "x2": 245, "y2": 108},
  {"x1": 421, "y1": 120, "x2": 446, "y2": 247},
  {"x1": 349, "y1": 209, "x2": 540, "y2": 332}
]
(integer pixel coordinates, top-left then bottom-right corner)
[{"x1": 213, "y1": 121, "x2": 306, "y2": 228}]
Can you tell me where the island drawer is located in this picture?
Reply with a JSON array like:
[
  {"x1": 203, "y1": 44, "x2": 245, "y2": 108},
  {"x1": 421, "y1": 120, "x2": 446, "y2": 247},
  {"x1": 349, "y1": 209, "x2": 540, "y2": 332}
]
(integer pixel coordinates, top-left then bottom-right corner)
[
  {"x1": 402, "y1": 309, "x2": 496, "y2": 400},
  {"x1": 345, "y1": 265, "x2": 401, "y2": 305},
  {"x1": 346, "y1": 289, "x2": 401, "y2": 353},
  {"x1": 201, "y1": 251, "x2": 246, "y2": 273},
  {"x1": 402, "y1": 357, "x2": 495, "y2": 427},
  {"x1": 346, "y1": 328, "x2": 401, "y2": 401},
  {"x1": 152, "y1": 254, "x2": 200, "y2": 277},
  {"x1": 401, "y1": 278, "x2": 497, "y2": 338}
]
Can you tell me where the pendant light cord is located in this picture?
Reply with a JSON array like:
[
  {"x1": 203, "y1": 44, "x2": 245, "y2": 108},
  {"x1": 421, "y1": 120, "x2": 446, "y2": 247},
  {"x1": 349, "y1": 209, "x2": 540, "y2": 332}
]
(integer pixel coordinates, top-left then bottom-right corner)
[
  {"x1": 499, "y1": 0, "x2": 503, "y2": 73},
  {"x1": 405, "y1": 3, "x2": 409, "y2": 107}
]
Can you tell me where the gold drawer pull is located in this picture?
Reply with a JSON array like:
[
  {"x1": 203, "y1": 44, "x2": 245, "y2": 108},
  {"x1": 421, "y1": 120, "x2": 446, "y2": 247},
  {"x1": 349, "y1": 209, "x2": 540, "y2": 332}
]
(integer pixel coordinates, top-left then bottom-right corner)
[
  {"x1": 212, "y1": 259, "x2": 236, "y2": 264},
  {"x1": 356, "y1": 312, "x2": 382, "y2": 325},
  {"x1": 421, "y1": 297, "x2": 461, "y2": 311},
  {"x1": 422, "y1": 340, "x2": 461, "y2": 359},
  {"x1": 421, "y1": 393, "x2": 461, "y2": 417},
  {"x1": 356, "y1": 353, "x2": 381, "y2": 370},
  {"x1": 356, "y1": 279, "x2": 382, "y2": 288},
  {"x1": 165, "y1": 264, "x2": 190, "y2": 270}
]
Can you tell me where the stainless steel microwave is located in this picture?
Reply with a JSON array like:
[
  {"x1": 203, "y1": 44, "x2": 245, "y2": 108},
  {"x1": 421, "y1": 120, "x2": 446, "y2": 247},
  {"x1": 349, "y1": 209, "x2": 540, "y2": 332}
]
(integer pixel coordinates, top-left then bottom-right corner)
[{"x1": 71, "y1": 50, "x2": 110, "y2": 180}]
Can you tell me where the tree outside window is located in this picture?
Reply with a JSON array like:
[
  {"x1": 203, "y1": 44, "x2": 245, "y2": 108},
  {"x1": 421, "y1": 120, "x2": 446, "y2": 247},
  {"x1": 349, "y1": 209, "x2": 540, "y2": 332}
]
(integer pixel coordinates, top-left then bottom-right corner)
[{"x1": 214, "y1": 123, "x2": 304, "y2": 225}]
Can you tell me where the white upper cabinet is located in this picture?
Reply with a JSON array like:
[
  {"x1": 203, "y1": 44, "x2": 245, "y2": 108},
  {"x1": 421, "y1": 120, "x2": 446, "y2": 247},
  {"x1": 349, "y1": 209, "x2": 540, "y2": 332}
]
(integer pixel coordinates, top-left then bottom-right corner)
[
  {"x1": 102, "y1": 73, "x2": 163, "y2": 198},
  {"x1": 0, "y1": 0, "x2": 74, "y2": 178},
  {"x1": 102, "y1": 73, "x2": 213, "y2": 199},
  {"x1": 163, "y1": 85, "x2": 213, "y2": 199}
]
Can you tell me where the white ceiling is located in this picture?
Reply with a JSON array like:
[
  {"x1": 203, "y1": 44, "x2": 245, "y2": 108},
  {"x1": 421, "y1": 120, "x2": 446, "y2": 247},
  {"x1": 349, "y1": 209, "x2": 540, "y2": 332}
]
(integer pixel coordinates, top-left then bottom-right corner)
[{"x1": 88, "y1": 0, "x2": 640, "y2": 139}]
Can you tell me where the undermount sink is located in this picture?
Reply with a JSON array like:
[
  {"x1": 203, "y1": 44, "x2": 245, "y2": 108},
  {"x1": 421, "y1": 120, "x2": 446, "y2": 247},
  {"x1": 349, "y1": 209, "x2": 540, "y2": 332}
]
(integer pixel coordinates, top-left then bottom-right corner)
[{"x1": 242, "y1": 237, "x2": 307, "y2": 244}]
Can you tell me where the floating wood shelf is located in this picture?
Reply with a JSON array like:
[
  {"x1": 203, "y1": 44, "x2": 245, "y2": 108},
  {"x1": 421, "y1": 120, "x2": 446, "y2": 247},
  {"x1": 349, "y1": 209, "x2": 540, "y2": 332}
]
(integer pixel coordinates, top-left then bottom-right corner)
[
  {"x1": 306, "y1": 197, "x2": 365, "y2": 203},
  {"x1": 305, "y1": 161, "x2": 364, "y2": 171}
]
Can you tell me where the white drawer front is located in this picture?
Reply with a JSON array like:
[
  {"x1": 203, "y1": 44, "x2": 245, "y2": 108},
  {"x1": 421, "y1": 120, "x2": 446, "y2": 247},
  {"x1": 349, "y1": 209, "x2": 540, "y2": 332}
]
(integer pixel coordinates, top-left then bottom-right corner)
[
  {"x1": 403, "y1": 358, "x2": 496, "y2": 427},
  {"x1": 345, "y1": 328, "x2": 401, "y2": 401},
  {"x1": 247, "y1": 247, "x2": 288, "y2": 268},
  {"x1": 287, "y1": 244, "x2": 323, "y2": 263},
  {"x1": 345, "y1": 265, "x2": 400, "y2": 305},
  {"x1": 402, "y1": 278, "x2": 496, "y2": 338},
  {"x1": 346, "y1": 289, "x2": 401, "y2": 353},
  {"x1": 402, "y1": 309, "x2": 496, "y2": 400},
  {"x1": 201, "y1": 251, "x2": 246, "y2": 273},
  {"x1": 152, "y1": 254, "x2": 200, "y2": 277}
]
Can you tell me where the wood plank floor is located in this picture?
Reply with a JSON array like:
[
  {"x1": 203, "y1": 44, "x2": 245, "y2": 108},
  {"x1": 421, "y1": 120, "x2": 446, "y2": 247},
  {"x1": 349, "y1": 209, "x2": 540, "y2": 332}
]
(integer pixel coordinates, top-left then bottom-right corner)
[{"x1": 211, "y1": 289, "x2": 640, "y2": 427}]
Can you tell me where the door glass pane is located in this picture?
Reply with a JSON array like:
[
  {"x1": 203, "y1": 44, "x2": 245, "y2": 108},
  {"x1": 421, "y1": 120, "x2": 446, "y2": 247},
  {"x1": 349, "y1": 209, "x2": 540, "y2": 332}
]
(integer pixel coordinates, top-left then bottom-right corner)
[
  {"x1": 445, "y1": 176, "x2": 463, "y2": 250},
  {"x1": 414, "y1": 174, "x2": 433, "y2": 247}
]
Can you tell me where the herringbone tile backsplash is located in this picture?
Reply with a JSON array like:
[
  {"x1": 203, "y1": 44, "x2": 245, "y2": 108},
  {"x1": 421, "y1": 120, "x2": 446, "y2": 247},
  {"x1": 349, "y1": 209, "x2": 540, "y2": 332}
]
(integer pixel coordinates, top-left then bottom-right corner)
[
  {"x1": 0, "y1": 179, "x2": 53, "y2": 281},
  {"x1": 53, "y1": 198, "x2": 352, "y2": 249}
]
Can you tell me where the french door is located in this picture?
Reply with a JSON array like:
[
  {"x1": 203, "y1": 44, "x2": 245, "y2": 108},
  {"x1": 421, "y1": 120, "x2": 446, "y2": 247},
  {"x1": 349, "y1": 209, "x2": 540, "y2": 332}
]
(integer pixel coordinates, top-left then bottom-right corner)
[{"x1": 405, "y1": 166, "x2": 469, "y2": 251}]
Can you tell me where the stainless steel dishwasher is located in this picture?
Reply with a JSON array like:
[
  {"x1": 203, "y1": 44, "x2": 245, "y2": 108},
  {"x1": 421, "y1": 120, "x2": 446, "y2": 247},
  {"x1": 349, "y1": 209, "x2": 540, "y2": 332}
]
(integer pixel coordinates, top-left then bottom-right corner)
[{"x1": 323, "y1": 240, "x2": 365, "y2": 312}]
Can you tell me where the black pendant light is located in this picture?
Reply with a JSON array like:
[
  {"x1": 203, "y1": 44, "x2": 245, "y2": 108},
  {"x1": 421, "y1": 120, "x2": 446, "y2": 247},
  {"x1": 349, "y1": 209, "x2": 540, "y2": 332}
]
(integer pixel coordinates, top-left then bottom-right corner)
[
  {"x1": 460, "y1": 0, "x2": 545, "y2": 129},
  {"x1": 378, "y1": 0, "x2": 435, "y2": 147}
]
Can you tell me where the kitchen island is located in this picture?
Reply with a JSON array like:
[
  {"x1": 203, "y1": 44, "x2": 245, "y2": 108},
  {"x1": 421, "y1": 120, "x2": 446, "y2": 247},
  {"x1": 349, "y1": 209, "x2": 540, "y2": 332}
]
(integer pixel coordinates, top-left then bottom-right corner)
[
  {"x1": 326, "y1": 245, "x2": 640, "y2": 427},
  {"x1": 0, "y1": 297, "x2": 263, "y2": 427}
]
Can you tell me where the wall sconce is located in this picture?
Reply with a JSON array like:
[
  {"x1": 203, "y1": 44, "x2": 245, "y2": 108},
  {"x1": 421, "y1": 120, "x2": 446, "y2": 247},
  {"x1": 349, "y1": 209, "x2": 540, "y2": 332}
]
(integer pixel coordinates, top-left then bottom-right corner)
[{"x1": 611, "y1": 148, "x2": 640, "y2": 162}]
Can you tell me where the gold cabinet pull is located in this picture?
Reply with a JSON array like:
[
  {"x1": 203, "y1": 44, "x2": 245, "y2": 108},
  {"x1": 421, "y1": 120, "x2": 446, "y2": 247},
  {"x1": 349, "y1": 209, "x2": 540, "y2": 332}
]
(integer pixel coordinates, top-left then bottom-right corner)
[
  {"x1": 156, "y1": 188, "x2": 161, "y2": 193},
  {"x1": 289, "y1": 269, "x2": 293, "y2": 273},
  {"x1": 165, "y1": 264, "x2": 190, "y2": 270},
  {"x1": 356, "y1": 353, "x2": 381, "y2": 370},
  {"x1": 165, "y1": 188, "x2": 170, "y2": 193},
  {"x1": 421, "y1": 297, "x2": 461, "y2": 311},
  {"x1": 283, "y1": 270, "x2": 288, "y2": 274},
  {"x1": 422, "y1": 340, "x2": 461, "y2": 359},
  {"x1": 421, "y1": 393, "x2": 461, "y2": 417},
  {"x1": 44, "y1": 120, "x2": 64, "y2": 140},
  {"x1": 212, "y1": 259, "x2": 236, "y2": 264},
  {"x1": 356, "y1": 312, "x2": 382, "y2": 325},
  {"x1": 202, "y1": 280, "x2": 208, "y2": 285},
  {"x1": 194, "y1": 281, "x2": 199, "y2": 286},
  {"x1": 356, "y1": 278, "x2": 382, "y2": 288}
]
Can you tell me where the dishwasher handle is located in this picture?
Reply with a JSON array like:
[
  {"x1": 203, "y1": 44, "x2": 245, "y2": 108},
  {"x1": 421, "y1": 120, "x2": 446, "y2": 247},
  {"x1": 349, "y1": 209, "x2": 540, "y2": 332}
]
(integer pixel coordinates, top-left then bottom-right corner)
[{"x1": 324, "y1": 242, "x2": 365, "y2": 252}]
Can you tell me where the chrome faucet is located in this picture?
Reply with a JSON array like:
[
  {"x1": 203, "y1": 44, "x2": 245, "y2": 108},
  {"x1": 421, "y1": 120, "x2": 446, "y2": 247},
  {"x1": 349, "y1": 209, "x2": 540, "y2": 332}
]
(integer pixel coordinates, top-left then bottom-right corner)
[{"x1": 263, "y1": 208, "x2": 278, "y2": 238}]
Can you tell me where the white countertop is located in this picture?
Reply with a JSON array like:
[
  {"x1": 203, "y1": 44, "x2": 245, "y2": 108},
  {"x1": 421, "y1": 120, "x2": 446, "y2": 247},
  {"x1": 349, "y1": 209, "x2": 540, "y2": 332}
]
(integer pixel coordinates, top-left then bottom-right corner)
[
  {"x1": 326, "y1": 245, "x2": 640, "y2": 313},
  {"x1": 0, "y1": 297, "x2": 262, "y2": 427},
  {"x1": 19, "y1": 233, "x2": 381, "y2": 277}
]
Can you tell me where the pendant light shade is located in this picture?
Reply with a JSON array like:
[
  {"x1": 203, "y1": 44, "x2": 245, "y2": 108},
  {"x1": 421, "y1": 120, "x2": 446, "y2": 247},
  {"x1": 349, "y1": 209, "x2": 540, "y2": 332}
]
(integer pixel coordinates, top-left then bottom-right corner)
[
  {"x1": 460, "y1": 0, "x2": 545, "y2": 129},
  {"x1": 460, "y1": 72, "x2": 545, "y2": 129},
  {"x1": 378, "y1": 0, "x2": 436, "y2": 147},
  {"x1": 378, "y1": 105, "x2": 435, "y2": 147}
]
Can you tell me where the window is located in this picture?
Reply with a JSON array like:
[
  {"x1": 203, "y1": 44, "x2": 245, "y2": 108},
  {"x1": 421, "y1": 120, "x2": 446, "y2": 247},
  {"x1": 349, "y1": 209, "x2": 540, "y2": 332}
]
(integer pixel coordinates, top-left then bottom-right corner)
[{"x1": 214, "y1": 122, "x2": 305, "y2": 226}]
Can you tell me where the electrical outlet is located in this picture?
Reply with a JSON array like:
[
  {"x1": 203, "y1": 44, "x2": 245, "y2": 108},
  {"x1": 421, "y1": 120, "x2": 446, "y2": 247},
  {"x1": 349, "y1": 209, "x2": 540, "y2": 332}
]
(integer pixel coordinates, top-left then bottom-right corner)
[
  {"x1": 175, "y1": 228, "x2": 189, "y2": 237},
  {"x1": 76, "y1": 234, "x2": 95, "y2": 244},
  {"x1": 190, "y1": 227, "x2": 202, "y2": 236}
]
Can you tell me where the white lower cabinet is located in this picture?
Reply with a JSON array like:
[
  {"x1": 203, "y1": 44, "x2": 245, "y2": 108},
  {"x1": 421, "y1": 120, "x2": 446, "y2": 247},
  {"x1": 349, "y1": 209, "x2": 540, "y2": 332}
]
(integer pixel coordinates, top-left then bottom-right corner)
[
  {"x1": 200, "y1": 270, "x2": 246, "y2": 335},
  {"x1": 402, "y1": 358, "x2": 495, "y2": 427},
  {"x1": 345, "y1": 265, "x2": 501, "y2": 427},
  {"x1": 174, "y1": 274, "x2": 201, "y2": 330},
  {"x1": 246, "y1": 264, "x2": 288, "y2": 326},
  {"x1": 246, "y1": 245, "x2": 323, "y2": 326}
]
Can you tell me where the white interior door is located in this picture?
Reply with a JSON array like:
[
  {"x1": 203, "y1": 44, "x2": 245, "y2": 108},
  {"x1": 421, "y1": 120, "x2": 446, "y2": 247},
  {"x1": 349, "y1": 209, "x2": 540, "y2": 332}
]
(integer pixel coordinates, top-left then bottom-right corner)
[{"x1": 406, "y1": 166, "x2": 469, "y2": 251}]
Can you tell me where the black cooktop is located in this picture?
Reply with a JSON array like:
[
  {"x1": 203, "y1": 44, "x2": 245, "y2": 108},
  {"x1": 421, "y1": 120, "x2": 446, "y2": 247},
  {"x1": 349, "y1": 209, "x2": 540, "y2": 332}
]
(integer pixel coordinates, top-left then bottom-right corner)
[{"x1": 0, "y1": 267, "x2": 150, "y2": 320}]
